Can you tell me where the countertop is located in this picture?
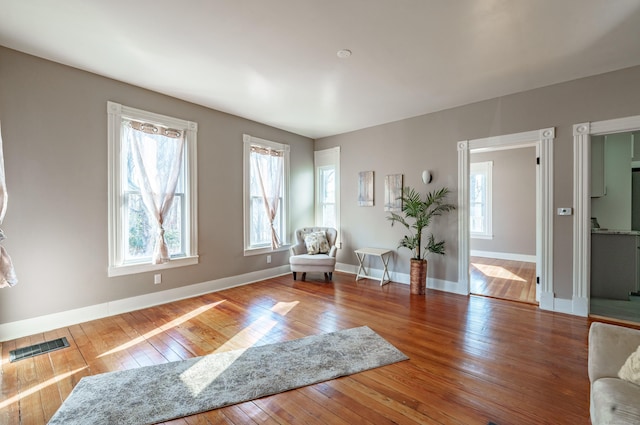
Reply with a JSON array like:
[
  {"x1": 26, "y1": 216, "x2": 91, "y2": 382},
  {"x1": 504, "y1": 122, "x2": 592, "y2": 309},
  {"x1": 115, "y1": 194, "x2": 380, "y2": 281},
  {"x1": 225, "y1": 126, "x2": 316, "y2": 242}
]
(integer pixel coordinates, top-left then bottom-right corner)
[{"x1": 591, "y1": 229, "x2": 640, "y2": 235}]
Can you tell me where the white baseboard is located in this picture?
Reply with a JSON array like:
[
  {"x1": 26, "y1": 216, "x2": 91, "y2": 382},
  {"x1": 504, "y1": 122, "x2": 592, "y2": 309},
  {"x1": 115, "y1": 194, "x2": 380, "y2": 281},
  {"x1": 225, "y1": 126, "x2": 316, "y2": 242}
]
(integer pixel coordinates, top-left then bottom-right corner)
[
  {"x1": 336, "y1": 262, "x2": 406, "y2": 285},
  {"x1": 470, "y1": 250, "x2": 536, "y2": 263},
  {"x1": 539, "y1": 291, "x2": 588, "y2": 317},
  {"x1": 539, "y1": 291, "x2": 555, "y2": 311},
  {"x1": 338, "y1": 262, "x2": 589, "y2": 316},
  {"x1": 551, "y1": 297, "x2": 575, "y2": 316},
  {"x1": 572, "y1": 296, "x2": 589, "y2": 317},
  {"x1": 428, "y1": 278, "x2": 469, "y2": 295},
  {"x1": 0, "y1": 265, "x2": 290, "y2": 342},
  {"x1": 336, "y1": 262, "x2": 465, "y2": 294},
  {"x1": 2, "y1": 262, "x2": 584, "y2": 342}
]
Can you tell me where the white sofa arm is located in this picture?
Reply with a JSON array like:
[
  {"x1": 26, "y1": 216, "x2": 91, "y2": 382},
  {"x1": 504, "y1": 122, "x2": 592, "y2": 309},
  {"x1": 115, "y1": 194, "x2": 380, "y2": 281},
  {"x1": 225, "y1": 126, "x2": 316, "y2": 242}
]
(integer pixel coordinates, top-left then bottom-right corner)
[{"x1": 589, "y1": 322, "x2": 640, "y2": 383}]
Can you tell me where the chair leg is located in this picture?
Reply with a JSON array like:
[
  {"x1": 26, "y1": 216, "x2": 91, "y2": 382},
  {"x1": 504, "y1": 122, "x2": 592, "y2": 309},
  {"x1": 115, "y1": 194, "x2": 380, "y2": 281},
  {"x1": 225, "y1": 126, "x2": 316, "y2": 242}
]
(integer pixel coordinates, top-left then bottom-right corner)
[
  {"x1": 302, "y1": 272, "x2": 306, "y2": 281},
  {"x1": 324, "y1": 273, "x2": 329, "y2": 281},
  {"x1": 328, "y1": 272, "x2": 333, "y2": 280},
  {"x1": 293, "y1": 272, "x2": 297, "y2": 280}
]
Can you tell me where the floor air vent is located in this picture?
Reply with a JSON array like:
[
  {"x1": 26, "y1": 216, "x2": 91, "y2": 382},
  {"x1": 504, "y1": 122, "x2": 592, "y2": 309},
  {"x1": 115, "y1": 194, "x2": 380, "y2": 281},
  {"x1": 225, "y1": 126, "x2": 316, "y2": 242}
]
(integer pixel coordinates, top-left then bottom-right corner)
[{"x1": 9, "y1": 337, "x2": 70, "y2": 362}]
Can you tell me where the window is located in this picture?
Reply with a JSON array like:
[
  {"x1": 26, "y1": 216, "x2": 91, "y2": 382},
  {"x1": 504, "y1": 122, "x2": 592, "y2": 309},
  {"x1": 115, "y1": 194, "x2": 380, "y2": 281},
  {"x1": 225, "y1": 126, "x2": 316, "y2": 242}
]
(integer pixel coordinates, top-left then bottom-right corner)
[
  {"x1": 314, "y1": 147, "x2": 340, "y2": 236},
  {"x1": 470, "y1": 161, "x2": 493, "y2": 239},
  {"x1": 243, "y1": 134, "x2": 290, "y2": 255},
  {"x1": 107, "y1": 102, "x2": 198, "y2": 276}
]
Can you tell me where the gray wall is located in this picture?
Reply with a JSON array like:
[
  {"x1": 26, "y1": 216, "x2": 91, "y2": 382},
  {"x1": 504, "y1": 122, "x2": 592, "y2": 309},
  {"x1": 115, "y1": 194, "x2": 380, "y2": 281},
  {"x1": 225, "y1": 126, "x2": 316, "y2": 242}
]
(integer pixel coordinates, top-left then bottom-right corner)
[
  {"x1": 470, "y1": 147, "x2": 536, "y2": 256},
  {"x1": 0, "y1": 47, "x2": 314, "y2": 324},
  {"x1": 316, "y1": 64, "x2": 640, "y2": 299}
]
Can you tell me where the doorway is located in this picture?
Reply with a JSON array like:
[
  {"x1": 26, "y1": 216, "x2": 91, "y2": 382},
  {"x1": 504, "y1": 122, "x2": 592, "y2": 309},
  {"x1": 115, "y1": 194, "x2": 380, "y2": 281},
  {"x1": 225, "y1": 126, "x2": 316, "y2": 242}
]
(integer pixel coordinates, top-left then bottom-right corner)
[
  {"x1": 469, "y1": 146, "x2": 538, "y2": 304},
  {"x1": 457, "y1": 128, "x2": 555, "y2": 310},
  {"x1": 573, "y1": 115, "x2": 640, "y2": 319}
]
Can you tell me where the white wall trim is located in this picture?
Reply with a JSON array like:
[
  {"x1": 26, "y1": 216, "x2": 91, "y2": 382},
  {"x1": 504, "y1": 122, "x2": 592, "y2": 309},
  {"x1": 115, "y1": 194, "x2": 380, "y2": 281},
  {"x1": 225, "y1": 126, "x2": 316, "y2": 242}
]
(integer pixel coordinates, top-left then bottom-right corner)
[
  {"x1": 457, "y1": 141, "x2": 471, "y2": 296},
  {"x1": 572, "y1": 295, "x2": 589, "y2": 317},
  {"x1": 573, "y1": 114, "x2": 640, "y2": 317},
  {"x1": 458, "y1": 128, "x2": 555, "y2": 310},
  {"x1": 0, "y1": 265, "x2": 290, "y2": 342},
  {"x1": 573, "y1": 122, "x2": 591, "y2": 315},
  {"x1": 553, "y1": 297, "x2": 575, "y2": 316},
  {"x1": 470, "y1": 250, "x2": 536, "y2": 263}
]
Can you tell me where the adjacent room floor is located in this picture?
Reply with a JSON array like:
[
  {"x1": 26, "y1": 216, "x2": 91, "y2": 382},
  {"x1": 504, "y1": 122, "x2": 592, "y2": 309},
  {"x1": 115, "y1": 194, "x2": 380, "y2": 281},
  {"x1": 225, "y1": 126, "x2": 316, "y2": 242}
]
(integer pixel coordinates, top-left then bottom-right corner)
[
  {"x1": 470, "y1": 256, "x2": 537, "y2": 305},
  {"x1": 590, "y1": 297, "x2": 640, "y2": 324}
]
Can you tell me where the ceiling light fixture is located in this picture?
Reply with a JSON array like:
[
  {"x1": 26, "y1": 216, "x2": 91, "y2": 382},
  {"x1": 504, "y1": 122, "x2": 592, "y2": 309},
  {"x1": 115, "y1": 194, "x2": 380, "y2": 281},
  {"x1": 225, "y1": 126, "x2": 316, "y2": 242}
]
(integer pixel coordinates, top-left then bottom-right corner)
[{"x1": 337, "y1": 49, "x2": 352, "y2": 59}]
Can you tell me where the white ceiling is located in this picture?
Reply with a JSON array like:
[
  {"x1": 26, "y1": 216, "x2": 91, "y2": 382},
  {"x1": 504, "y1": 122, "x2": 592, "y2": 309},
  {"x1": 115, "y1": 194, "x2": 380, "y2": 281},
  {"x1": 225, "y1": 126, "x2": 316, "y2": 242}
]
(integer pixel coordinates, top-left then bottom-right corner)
[{"x1": 2, "y1": 1, "x2": 640, "y2": 139}]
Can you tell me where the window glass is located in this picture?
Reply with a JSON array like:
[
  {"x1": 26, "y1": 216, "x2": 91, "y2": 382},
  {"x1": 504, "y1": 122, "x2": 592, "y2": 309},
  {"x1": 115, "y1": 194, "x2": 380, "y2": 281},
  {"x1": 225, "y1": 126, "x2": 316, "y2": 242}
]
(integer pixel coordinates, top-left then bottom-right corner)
[
  {"x1": 243, "y1": 135, "x2": 289, "y2": 254},
  {"x1": 107, "y1": 102, "x2": 198, "y2": 276},
  {"x1": 318, "y1": 166, "x2": 336, "y2": 229},
  {"x1": 470, "y1": 161, "x2": 492, "y2": 239},
  {"x1": 314, "y1": 147, "x2": 340, "y2": 237}
]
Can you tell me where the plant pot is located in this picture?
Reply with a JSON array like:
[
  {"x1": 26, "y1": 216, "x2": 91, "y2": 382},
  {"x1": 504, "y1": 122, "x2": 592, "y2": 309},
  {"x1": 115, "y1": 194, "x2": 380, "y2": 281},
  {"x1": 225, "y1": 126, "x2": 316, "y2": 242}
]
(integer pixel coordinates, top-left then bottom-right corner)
[{"x1": 410, "y1": 259, "x2": 427, "y2": 295}]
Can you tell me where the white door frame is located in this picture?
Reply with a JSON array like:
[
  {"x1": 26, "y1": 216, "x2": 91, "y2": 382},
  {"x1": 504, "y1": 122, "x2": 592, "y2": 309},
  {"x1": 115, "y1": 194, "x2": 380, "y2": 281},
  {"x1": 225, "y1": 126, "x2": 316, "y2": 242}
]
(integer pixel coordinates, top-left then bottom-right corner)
[
  {"x1": 573, "y1": 115, "x2": 640, "y2": 316},
  {"x1": 457, "y1": 128, "x2": 555, "y2": 310}
]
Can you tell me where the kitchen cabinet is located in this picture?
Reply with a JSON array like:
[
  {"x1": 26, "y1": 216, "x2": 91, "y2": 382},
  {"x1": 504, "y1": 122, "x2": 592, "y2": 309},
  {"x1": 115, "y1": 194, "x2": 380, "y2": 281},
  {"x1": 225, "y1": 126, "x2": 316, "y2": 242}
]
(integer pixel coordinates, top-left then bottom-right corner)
[{"x1": 591, "y1": 232, "x2": 640, "y2": 300}]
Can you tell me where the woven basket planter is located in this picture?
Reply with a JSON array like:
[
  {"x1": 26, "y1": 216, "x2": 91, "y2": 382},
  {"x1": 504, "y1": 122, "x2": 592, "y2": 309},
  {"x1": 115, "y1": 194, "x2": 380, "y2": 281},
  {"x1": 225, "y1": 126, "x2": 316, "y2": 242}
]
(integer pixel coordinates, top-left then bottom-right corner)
[{"x1": 410, "y1": 259, "x2": 427, "y2": 295}]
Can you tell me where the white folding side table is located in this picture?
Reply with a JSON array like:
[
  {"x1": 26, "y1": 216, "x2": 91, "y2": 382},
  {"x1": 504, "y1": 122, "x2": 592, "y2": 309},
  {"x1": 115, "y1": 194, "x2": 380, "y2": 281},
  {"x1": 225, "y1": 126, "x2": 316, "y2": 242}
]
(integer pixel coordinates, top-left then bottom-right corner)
[{"x1": 354, "y1": 247, "x2": 393, "y2": 286}]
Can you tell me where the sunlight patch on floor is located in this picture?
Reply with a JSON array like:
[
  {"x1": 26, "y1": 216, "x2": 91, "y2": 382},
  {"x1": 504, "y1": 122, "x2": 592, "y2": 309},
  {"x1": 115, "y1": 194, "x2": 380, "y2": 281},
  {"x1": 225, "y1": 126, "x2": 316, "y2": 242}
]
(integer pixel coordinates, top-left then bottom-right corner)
[
  {"x1": 0, "y1": 367, "x2": 87, "y2": 409},
  {"x1": 182, "y1": 300, "x2": 299, "y2": 397},
  {"x1": 471, "y1": 262, "x2": 526, "y2": 282},
  {"x1": 180, "y1": 347, "x2": 247, "y2": 397},
  {"x1": 271, "y1": 300, "x2": 299, "y2": 316},
  {"x1": 99, "y1": 301, "x2": 225, "y2": 357}
]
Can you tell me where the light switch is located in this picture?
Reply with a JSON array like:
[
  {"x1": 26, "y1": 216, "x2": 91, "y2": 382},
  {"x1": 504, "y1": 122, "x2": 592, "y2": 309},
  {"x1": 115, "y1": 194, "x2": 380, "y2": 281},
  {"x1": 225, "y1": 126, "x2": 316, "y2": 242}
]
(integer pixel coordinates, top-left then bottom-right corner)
[{"x1": 557, "y1": 207, "x2": 572, "y2": 216}]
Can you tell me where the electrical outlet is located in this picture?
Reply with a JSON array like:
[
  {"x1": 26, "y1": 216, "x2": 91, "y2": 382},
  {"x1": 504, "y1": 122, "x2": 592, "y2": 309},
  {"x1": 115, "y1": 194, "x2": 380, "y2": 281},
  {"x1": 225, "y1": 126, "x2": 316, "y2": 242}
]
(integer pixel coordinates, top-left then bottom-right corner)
[
  {"x1": 154, "y1": 273, "x2": 161, "y2": 284},
  {"x1": 266, "y1": 255, "x2": 272, "y2": 264}
]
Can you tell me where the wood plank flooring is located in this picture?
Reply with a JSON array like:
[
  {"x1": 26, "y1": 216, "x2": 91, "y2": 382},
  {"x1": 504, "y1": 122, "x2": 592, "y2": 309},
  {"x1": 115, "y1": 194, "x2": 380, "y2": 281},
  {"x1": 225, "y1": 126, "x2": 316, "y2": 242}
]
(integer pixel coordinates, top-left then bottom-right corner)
[
  {"x1": 470, "y1": 256, "x2": 537, "y2": 304},
  {"x1": 1, "y1": 272, "x2": 593, "y2": 424}
]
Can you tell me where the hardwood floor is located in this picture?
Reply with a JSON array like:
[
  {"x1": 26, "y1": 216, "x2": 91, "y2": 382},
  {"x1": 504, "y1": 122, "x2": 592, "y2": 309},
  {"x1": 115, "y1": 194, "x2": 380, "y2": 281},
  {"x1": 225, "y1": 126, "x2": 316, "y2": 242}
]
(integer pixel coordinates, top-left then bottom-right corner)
[
  {"x1": 470, "y1": 256, "x2": 537, "y2": 304},
  {"x1": 1, "y1": 272, "x2": 592, "y2": 424}
]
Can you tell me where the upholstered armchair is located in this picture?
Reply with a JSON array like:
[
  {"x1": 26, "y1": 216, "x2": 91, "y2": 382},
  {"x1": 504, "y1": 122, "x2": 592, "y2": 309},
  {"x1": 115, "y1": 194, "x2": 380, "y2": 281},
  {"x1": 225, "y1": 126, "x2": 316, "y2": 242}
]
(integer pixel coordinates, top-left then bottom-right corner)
[{"x1": 289, "y1": 227, "x2": 337, "y2": 281}]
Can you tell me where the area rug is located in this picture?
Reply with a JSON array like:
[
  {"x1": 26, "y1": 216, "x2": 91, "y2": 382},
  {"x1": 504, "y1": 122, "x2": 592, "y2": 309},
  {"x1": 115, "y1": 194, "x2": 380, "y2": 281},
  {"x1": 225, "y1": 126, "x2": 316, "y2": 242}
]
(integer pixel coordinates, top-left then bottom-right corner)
[{"x1": 48, "y1": 326, "x2": 408, "y2": 425}]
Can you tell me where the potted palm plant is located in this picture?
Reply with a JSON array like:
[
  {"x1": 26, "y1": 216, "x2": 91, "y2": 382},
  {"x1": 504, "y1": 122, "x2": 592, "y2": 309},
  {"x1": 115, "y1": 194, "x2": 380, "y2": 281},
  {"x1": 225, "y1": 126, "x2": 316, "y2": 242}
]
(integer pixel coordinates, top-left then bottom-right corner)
[{"x1": 387, "y1": 186, "x2": 456, "y2": 294}]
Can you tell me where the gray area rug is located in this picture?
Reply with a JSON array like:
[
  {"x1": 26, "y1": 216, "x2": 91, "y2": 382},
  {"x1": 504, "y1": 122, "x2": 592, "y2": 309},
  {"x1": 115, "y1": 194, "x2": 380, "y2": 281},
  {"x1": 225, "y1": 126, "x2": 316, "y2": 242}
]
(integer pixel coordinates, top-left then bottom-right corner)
[{"x1": 48, "y1": 326, "x2": 408, "y2": 425}]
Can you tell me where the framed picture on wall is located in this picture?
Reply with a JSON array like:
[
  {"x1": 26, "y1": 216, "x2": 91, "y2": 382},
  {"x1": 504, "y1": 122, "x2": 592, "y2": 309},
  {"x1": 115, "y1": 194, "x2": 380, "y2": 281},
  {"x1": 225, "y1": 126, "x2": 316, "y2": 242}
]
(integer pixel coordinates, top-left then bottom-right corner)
[
  {"x1": 384, "y1": 174, "x2": 403, "y2": 211},
  {"x1": 358, "y1": 171, "x2": 374, "y2": 206}
]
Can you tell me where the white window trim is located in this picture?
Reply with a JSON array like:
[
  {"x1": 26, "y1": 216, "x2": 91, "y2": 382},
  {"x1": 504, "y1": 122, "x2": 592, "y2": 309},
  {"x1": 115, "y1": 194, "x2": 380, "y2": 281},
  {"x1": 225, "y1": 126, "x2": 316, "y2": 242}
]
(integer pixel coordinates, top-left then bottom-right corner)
[
  {"x1": 470, "y1": 161, "x2": 493, "y2": 239},
  {"x1": 242, "y1": 134, "x2": 290, "y2": 256},
  {"x1": 314, "y1": 147, "x2": 341, "y2": 246},
  {"x1": 107, "y1": 101, "x2": 198, "y2": 277}
]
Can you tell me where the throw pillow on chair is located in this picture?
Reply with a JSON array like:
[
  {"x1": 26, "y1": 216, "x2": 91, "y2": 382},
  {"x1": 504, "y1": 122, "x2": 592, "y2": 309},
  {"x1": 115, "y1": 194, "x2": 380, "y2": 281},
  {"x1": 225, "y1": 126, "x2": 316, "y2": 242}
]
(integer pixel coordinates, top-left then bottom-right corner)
[{"x1": 304, "y1": 231, "x2": 329, "y2": 255}]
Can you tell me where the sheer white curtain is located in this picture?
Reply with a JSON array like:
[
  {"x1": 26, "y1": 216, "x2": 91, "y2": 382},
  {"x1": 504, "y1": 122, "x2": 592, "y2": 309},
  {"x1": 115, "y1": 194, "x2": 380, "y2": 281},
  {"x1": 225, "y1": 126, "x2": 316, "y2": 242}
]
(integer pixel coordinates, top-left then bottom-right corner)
[
  {"x1": 0, "y1": 122, "x2": 17, "y2": 288},
  {"x1": 251, "y1": 146, "x2": 283, "y2": 249},
  {"x1": 126, "y1": 122, "x2": 185, "y2": 264}
]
